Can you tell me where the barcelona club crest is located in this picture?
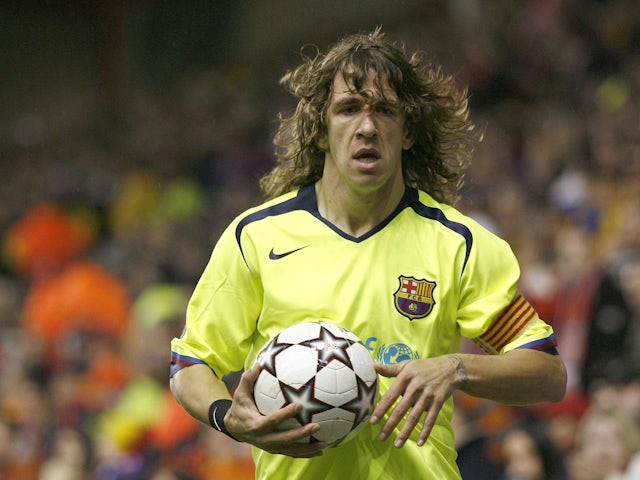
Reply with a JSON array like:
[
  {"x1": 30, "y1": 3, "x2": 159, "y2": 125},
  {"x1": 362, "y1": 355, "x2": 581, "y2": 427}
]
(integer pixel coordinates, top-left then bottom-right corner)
[{"x1": 394, "y1": 275, "x2": 436, "y2": 321}]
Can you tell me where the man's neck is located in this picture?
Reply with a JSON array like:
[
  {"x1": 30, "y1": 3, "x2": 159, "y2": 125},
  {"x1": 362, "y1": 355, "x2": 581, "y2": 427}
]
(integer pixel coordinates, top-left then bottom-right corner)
[{"x1": 315, "y1": 179, "x2": 405, "y2": 237}]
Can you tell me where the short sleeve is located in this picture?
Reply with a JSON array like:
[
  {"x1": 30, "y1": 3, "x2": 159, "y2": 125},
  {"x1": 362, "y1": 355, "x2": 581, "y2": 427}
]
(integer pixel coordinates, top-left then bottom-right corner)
[
  {"x1": 455, "y1": 220, "x2": 557, "y2": 355},
  {"x1": 170, "y1": 219, "x2": 263, "y2": 378}
]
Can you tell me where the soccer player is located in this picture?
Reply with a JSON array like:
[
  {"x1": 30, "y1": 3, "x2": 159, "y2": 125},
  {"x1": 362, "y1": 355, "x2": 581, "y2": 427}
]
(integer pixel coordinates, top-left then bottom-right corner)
[{"x1": 170, "y1": 28, "x2": 567, "y2": 479}]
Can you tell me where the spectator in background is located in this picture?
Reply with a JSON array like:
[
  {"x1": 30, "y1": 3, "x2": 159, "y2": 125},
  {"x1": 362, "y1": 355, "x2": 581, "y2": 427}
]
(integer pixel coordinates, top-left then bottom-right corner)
[
  {"x1": 582, "y1": 194, "x2": 640, "y2": 394},
  {"x1": 581, "y1": 255, "x2": 636, "y2": 395},
  {"x1": 536, "y1": 393, "x2": 590, "y2": 471},
  {"x1": 38, "y1": 428, "x2": 89, "y2": 480},
  {"x1": 550, "y1": 222, "x2": 602, "y2": 395},
  {"x1": 453, "y1": 392, "x2": 502, "y2": 480},
  {"x1": 568, "y1": 406, "x2": 640, "y2": 480},
  {"x1": 499, "y1": 416, "x2": 568, "y2": 480},
  {"x1": 588, "y1": 364, "x2": 640, "y2": 428}
]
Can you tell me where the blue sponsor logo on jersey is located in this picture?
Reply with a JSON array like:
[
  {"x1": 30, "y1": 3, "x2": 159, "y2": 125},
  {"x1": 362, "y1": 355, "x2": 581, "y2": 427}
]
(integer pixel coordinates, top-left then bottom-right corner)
[
  {"x1": 393, "y1": 275, "x2": 436, "y2": 320},
  {"x1": 377, "y1": 343, "x2": 420, "y2": 364},
  {"x1": 364, "y1": 337, "x2": 420, "y2": 364}
]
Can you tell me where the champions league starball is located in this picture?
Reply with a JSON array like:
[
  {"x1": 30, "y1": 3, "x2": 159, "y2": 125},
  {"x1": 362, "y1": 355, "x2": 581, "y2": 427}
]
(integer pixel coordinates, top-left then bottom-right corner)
[{"x1": 253, "y1": 321, "x2": 379, "y2": 447}]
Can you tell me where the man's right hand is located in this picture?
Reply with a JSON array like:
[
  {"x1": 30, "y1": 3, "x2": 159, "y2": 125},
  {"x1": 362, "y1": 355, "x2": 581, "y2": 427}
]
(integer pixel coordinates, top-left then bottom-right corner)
[{"x1": 225, "y1": 362, "x2": 328, "y2": 458}]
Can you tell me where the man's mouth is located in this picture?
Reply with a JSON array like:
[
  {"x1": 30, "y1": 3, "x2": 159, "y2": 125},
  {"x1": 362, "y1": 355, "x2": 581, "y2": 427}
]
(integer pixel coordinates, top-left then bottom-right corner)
[{"x1": 353, "y1": 148, "x2": 380, "y2": 161}]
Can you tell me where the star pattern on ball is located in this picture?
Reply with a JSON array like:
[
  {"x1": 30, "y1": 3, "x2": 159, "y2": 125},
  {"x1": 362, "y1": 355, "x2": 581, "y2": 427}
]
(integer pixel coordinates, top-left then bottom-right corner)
[
  {"x1": 341, "y1": 374, "x2": 379, "y2": 429},
  {"x1": 303, "y1": 325, "x2": 354, "y2": 371},
  {"x1": 280, "y1": 380, "x2": 333, "y2": 426},
  {"x1": 257, "y1": 337, "x2": 292, "y2": 376}
]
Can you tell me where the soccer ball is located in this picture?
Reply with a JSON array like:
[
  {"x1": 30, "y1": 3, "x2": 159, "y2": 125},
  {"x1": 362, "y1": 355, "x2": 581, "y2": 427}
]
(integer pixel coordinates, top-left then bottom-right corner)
[{"x1": 253, "y1": 321, "x2": 379, "y2": 447}]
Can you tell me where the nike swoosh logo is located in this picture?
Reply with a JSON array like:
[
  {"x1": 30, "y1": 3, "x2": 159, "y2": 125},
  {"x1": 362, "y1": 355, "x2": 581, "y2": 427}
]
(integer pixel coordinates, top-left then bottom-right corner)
[
  {"x1": 269, "y1": 245, "x2": 308, "y2": 260},
  {"x1": 211, "y1": 406, "x2": 223, "y2": 431}
]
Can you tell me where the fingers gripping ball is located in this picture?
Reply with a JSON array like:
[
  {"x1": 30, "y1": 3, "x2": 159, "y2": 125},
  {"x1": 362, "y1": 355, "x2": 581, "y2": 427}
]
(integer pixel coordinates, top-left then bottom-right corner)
[{"x1": 253, "y1": 321, "x2": 379, "y2": 447}]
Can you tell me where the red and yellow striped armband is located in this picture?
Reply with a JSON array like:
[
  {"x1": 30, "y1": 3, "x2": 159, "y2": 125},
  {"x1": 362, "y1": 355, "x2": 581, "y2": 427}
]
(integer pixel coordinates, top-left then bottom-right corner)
[{"x1": 473, "y1": 294, "x2": 541, "y2": 355}]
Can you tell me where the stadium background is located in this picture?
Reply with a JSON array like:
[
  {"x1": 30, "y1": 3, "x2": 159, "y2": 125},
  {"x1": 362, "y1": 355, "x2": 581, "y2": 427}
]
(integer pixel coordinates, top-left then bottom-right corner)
[{"x1": 1, "y1": 1, "x2": 639, "y2": 479}]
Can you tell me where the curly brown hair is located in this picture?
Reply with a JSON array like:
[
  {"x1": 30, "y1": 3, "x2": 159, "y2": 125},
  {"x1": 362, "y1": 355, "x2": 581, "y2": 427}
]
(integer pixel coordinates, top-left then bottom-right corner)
[{"x1": 259, "y1": 27, "x2": 480, "y2": 205}]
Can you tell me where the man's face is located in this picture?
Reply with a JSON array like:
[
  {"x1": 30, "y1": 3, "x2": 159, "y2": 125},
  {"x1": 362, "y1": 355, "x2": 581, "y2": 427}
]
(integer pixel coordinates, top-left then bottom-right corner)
[{"x1": 319, "y1": 70, "x2": 413, "y2": 195}]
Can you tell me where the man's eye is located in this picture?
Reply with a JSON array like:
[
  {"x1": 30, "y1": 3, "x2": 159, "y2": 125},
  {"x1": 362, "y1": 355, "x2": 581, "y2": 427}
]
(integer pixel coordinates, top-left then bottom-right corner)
[
  {"x1": 378, "y1": 106, "x2": 397, "y2": 116},
  {"x1": 341, "y1": 105, "x2": 358, "y2": 114}
]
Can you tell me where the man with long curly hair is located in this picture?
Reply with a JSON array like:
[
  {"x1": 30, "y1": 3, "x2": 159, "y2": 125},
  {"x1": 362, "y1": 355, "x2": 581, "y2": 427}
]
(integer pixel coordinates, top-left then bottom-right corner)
[{"x1": 170, "y1": 28, "x2": 566, "y2": 479}]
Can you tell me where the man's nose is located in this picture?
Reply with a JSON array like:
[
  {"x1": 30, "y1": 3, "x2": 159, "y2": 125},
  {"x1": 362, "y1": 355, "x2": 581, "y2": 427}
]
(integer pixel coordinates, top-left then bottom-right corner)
[{"x1": 356, "y1": 112, "x2": 377, "y2": 138}]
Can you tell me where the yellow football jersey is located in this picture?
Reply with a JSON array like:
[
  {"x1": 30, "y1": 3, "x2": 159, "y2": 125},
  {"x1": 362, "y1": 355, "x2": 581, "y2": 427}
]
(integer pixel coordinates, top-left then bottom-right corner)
[{"x1": 171, "y1": 185, "x2": 557, "y2": 479}]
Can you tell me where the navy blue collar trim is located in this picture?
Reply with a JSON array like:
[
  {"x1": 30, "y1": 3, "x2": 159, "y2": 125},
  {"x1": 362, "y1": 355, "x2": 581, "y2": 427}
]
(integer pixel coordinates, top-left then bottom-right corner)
[{"x1": 235, "y1": 185, "x2": 473, "y2": 273}]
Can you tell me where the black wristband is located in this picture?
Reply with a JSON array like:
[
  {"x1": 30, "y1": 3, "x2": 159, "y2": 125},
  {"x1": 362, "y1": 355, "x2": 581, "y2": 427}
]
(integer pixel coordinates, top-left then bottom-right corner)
[{"x1": 208, "y1": 399, "x2": 238, "y2": 441}]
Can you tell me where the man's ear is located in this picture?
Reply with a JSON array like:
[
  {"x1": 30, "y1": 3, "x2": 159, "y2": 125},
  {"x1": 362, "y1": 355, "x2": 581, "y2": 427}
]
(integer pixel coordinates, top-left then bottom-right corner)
[
  {"x1": 403, "y1": 131, "x2": 414, "y2": 150},
  {"x1": 317, "y1": 134, "x2": 329, "y2": 151}
]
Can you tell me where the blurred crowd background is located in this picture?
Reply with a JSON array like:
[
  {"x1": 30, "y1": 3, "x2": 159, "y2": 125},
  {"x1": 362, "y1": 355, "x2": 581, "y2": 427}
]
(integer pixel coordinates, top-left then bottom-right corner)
[{"x1": 1, "y1": 1, "x2": 639, "y2": 479}]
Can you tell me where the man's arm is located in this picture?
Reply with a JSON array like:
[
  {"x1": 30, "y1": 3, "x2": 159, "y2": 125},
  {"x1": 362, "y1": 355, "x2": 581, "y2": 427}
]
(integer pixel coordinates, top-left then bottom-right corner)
[
  {"x1": 170, "y1": 363, "x2": 328, "y2": 457},
  {"x1": 455, "y1": 348, "x2": 566, "y2": 404},
  {"x1": 372, "y1": 349, "x2": 566, "y2": 448},
  {"x1": 170, "y1": 363, "x2": 231, "y2": 425}
]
